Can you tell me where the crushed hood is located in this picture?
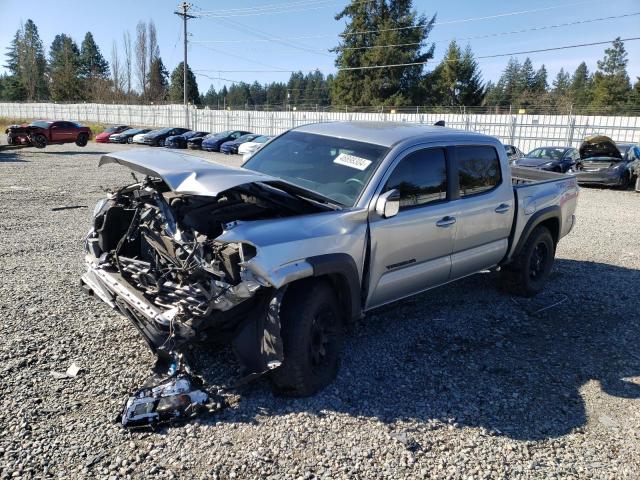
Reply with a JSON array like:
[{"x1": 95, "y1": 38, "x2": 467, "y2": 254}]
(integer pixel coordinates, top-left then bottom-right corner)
[
  {"x1": 99, "y1": 149, "x2": 278, "y2": 197},
  {"x1": 579, "y1": 135, "x2": 622, "y2": 161}
]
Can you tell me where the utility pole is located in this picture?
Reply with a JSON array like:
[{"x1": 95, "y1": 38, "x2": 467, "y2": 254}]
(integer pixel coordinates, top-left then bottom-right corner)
[{"x1": 175, "y1": 2, "x2": 195, "y2": 128}]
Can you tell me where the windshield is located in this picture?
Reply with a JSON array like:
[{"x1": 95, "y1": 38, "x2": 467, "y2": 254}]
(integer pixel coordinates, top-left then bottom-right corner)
[
  {"x1": 120, "y1": 128, "x2": 139, "y2": 135},
  {"x1": 244, "y1": 130, "x2": 389, "y2": 207},
  {"x1": 150, "y1": 128, "x2": 172, "y2": 135},
  {"x1": 29, "y1": 121, "x2": 51, "y2": 128},
  {"x1": 526, "y1": 147, "x2": 566, "y2": 160},
  {"x1": 255, "y1": 136, "x2": 269, "y2": 143}
]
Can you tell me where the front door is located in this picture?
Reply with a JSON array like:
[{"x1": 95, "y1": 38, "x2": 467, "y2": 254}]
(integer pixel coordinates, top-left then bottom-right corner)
[{"x1": 366, "y1": 147, "x2": 456, "y2": 309}]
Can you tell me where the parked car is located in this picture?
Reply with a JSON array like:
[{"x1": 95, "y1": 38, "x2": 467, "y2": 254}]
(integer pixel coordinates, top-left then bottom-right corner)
[
  {"x1": 82, "y1": 122, "x2": 578, "y2": 405},
  {"x1": 202, "y1": 130, "x2": 251, "y2": 152},
  {"x1": 109, "y1": 128, "x2": 151, "y2": 144},
  {"x1": 142, "y1": 127, "x2": 191, "y2": 147},
  {"x1": 238, "y1": 135, "x2": 273, "y2": 160},
  {"x1": 186, "y1": 133, "x2": 212, "y2": 150},
  {"x1": 571, "y1": 136, "x2": 639, "y2": 188},
  {"x1": 132, "y1": 130, "x2": 157, "y2": 144},
  {"x1": 5, "y1": 120, "x2": 91, "y2": 148},
  {"x1": 220, "y1": 133, "x2": 262, "y2": 154},
  {"x1": 513, "y1": 146, "x2": 579, "y2": 173},
  {"x1": 165, "y1": 130, "x2": 209, "y2": 149},
  {"x1": 95, "y1": 125, "x2": 130, "y2": 143},
  {"x1": 504, "y1": 144, "x2": 524, "y2": 163}
]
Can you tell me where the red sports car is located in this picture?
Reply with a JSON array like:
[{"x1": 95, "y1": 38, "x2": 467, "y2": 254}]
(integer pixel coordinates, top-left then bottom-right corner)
[
  {"x1": 5, "y1": 120, "x2": 92, "y2": 148},
  {"x1": 95, "y1": 125, "x2": 130, "y2": 143}
]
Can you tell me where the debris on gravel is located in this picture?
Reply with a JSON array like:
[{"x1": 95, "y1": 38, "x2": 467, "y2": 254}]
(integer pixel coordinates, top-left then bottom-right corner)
[{"x1": 1, "y1": 142, "x2": 639, "y2": 479}]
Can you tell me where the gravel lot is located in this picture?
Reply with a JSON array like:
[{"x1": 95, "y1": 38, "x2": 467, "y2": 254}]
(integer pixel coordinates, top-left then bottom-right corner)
[{"x1": 1, "y1": 141, "x2": 639, "y2": 479}]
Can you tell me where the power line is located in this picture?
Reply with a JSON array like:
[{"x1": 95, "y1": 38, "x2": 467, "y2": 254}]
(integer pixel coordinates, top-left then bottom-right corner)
[
  {"x1": 196, "y1": 0, "x2": 371, "y2": 17},
  {"x1": 338, "y1": 12, "x2": 640, "y2": 51},
  {"x1": 192, "y1": 36, "x2": 640, "y2": 73},
  {"x1": 190, "y1": 5, "x2": 632, "y2": 48},
  {"x1": 340, "y1": 0, "x2": 602, "y2": 36}
]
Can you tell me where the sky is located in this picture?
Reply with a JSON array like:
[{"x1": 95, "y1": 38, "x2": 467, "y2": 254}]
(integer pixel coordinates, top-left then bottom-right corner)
[{"x1": 1, "y1": 0, "x2": 639, "y2": 96}]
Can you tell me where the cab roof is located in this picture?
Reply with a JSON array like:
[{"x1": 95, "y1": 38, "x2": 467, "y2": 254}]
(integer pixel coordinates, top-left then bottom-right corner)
[{"x1": 293, "y1": 121, "x2": 489, "y2": 148}]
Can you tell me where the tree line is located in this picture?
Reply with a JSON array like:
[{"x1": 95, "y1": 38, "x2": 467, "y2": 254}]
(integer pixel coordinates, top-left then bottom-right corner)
[{"x1": 1, "y1": 4, "x2": 639, "y2": 114}]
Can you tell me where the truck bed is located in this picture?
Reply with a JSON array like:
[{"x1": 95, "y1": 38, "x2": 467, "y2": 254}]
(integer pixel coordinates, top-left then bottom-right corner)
[
  {"x1": 504, "y1": 166, "x2": 579, "y2": 264},
  {"x1": 510, "y1": 166, "x2": 570, "y2": 185}
]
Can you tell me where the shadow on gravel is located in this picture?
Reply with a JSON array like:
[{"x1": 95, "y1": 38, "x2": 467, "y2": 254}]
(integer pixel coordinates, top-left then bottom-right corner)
[
  {"x1": 193, "y1": 258, "x2": 640, "y2": 441},
  {"x1": 0, "y1": 152, "x2": 29, "y2": 162},
  {"x1": 38, "y1": 150, "x2": 110, "y2": 155}
]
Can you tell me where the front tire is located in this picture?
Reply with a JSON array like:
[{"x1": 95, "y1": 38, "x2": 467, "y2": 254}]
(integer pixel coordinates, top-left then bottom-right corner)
[
  {"x1": 501, "y1": 225, "x2": 555, "y2": 297},
  {"x1": 32, "y1": 134, "x2": 47, "y2": 149},
  {"x1": 127, "y1": 137, "x2": 133, "y2": 144},
  {"x1": 75, "y1": 133, "x2": 88, "y2": 147},
  {"x1": 270, "y1": 280, "x2": 344, "y2": 397}
]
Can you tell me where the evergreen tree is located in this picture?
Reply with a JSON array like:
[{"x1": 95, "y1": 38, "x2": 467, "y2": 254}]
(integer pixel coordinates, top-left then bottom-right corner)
[
  {"x1": 79, "y1": 32, "x2": 109, "y2": 79},
  {"x1": 20, "y1": 20, "x2": 48, "y2": 100},
  {"x1": 458, "y1": 45, "x2": 484, "y2": 105},
  {"x1": 429, "y1": 42, "x2": 484, "y2": 106},
  {"x1": 147, "y1": 57, "x2": 169, "y2": 102},
  {"x1": 203, "y1": 85, "x2": 218, "y2": 107},
  {"x1": 630, "y1": 77, "x2": 640, "y2": 107},
  {"x1": 168, "y1": 62, "x2": 199, "y2": 104},
  {"x1": 249, "y1": 81, "x2": 266, "y2": 105},
  {"x1": 0, "y1": 73, "x2": 26, "y2": 101},
  {"x1": 569, "y1": 62, "x2": 593, "y2": 109},
  {"x1": 48, "y1": 34, "x2": 83, "y2": 101},
  {"x1": 520, "y1": 58, "x2": 535, "y2": 90},
  {"x1": 4, "y1": 21, "x2": 47, "y2": 100},
  {"x1": 532, "y1": 65, "x2": 548, "y2": 93},
  {"x1": 79, "y1": 32, "x2": 110, "y2": 101},
  {"x1": 591, "y1": 37, "x2": 631, "y2": 111},
  {"x1": 332, "y1": 0, "x2": 435, "y2": 106},
  {"x1": 552, "y1": 68, "x2": 571, "y2": 95}
]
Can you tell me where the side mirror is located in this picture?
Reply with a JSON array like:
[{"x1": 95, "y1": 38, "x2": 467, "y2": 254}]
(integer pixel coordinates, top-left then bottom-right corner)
[{"x1": 375, "y1": 189, "x2": 400, "y2": 218}]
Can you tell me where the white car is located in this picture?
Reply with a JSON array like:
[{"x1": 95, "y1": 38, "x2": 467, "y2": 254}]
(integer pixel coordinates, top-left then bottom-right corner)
[
  {"x1": 132, "y1": 132, "x2": 151, "y2": 144},
  {"x1": 239, "y1": 135, "x2": 271, "y2": 159}
]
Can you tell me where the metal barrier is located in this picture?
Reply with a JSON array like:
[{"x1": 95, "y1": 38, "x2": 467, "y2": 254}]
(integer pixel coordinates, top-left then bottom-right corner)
[{"x1": 1, "y1": 102, "x2": 638, "y2": 152}]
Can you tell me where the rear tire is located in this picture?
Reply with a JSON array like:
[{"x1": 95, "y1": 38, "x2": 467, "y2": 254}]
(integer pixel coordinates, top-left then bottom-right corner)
[
  {"x1": 501, "y1": 225, "x2": 555, "y2": 297},
  {"x1": 127, "y1": 137, "x2": 133, "y2": 144},
  {"x1": 75, "y1": 133, "x2": 88, "y2": 147},
  {"x1": 270, "y1": 280, "x2": 344, "y2": 397},
  {"x1": 32, "y1": 134, "x2": 47, "y2": 149}
]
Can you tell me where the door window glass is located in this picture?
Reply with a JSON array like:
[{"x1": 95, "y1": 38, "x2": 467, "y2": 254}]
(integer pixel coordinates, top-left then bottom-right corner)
[
  {"x1": 384, "y1": 148, "x2": 447, "y2": 209},
  {"x1": 457, "y1": 146, "x2": 502, "y2": 197}
]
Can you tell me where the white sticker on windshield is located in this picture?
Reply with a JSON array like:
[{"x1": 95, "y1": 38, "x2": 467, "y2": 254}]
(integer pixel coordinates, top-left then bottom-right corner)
[{"x1": 333, "y1": 153, "x2": 372, "y2": 171}]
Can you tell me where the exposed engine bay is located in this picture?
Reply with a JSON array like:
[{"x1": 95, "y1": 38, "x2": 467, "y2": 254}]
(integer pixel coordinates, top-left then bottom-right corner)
[{"x1": 81, "y1": 174, "x2": 325, "y2": 426}]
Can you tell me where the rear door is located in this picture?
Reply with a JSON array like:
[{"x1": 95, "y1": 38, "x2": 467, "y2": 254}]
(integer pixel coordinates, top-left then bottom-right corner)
[
  {"x1": 366, "y1": 147, "x2": 456, "y2": 308},
  {"x1": 448, "y1": 145, "x2": 514, "y2": 279}
]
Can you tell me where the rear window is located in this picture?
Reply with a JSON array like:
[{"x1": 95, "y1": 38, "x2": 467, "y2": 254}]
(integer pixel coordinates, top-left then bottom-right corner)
[{"x1": 457, "y1": 146, "x2": 502, "y2": 197}]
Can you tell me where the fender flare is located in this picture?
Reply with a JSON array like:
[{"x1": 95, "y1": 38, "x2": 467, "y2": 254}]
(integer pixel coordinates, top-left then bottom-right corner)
[
  {"x1": 510, "y1": 206, "x2": 561, "y2": 261},
  {"x1": 306, "y1": 253, "x2": 362, "y2": 322}
]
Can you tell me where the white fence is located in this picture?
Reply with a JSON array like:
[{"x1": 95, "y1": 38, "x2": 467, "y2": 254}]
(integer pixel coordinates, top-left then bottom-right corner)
[{"x1": 2, "y1": 102, "x2": 639, "y2": 153}]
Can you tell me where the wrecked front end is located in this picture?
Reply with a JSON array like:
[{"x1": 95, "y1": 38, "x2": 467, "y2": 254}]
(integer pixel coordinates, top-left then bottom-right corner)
[{"x1": 81, "y1": 151, "x2": 326, "y2": 385}]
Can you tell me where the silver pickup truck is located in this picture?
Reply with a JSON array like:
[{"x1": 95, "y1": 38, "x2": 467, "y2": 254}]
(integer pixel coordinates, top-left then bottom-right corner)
[{"x1": 82, "y1": 122, "x2": 579, "y2": 397}]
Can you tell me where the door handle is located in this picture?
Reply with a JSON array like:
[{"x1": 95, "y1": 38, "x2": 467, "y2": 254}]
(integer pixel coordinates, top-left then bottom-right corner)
[
  {"x1": 495, "y1": 203, "x2": 511, "y2": 214},
  {"x1": 436, "y1": 216, "x2": 456, "y2": 227}
]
